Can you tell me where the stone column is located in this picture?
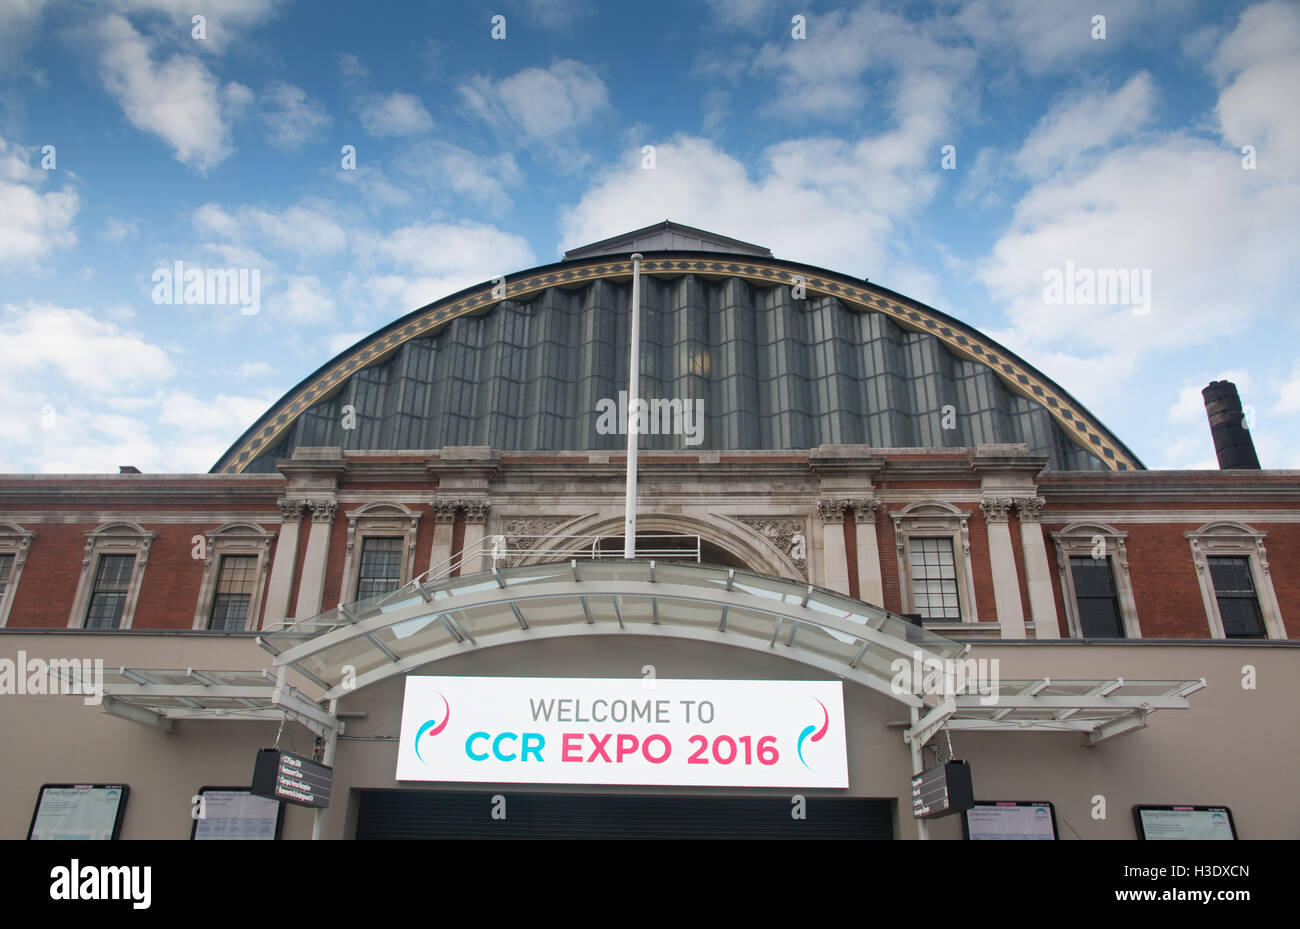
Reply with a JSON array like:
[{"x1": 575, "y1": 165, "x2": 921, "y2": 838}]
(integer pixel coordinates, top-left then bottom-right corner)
[
  {"x1": 980, "y1": 497, "x2": 1026, "y2": 638},
  {"x1": 817, "y1": 499, "x2": 851, "y2": 595},
  {"x1": 1015, "y1": 496, "x2": 1060, "y2": 639},
  {"x1": 294, "y1": 499, "x2": 336, "y2": 618},
  {"x1": 427, "y1": 498, "x2": 457, "y2": 579},
  {"x1": 853, "y1": 500, "x2": 885, "y2": 608},
  {"x1": 263, "y1": 499, "x2": 303, "y2": 626},
  {"x1": 461, "y1": 499, "x2": 491, "y2": 574}
]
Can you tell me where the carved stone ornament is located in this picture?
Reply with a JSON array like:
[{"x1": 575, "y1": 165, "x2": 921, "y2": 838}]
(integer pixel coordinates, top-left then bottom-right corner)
[
  {"x1": 979, "y1": 497, "x2": 1013, "y2": 523},
  {"x1": 1014, "y1": 496, "x2": 1045, "y2": 522},
  {"x1": 278, "y1": 499, "x2": 304, "y2": 522},
  {"x1": 737, "y1": 517, "x2": 809, "y2": 580},
  {"x1": 499, "y1": 517, "x2": 571, "y2": 567},
  {"x1": 307, "y1": 499, "x2": 337, "y2": 522},
  {"x1": 853, "y1": 499, "x2": 881, "y2": 523},
  {"x1": 461, "y1": 499, "x2": 490, "y2": 523},
  {"x1": 817, "y1": 499, "x2": 851, "y2": 524}
]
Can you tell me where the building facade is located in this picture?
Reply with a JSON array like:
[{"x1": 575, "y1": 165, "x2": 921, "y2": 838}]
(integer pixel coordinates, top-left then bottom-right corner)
[{"x1": 3, "y1": 223, "x2": 1297, "y2": 840}]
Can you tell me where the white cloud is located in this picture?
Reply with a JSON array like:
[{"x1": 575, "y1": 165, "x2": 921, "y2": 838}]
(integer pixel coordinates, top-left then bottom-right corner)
[
  {"x1": 1273, "y1": 364, "x2": 1300, "y2": 415},
  {"x1": 394, "y1": 140, "x2": 522, "y2": 212},
  {"x1": 562, "y1": 134, "x2": 939, "y2": 287},
  {"x1": 511, "y1": 0, "x2": 593, "y2": 31},
  {"x1": 108, "y1": 0, "x2": 282, "y2": 54},
  {"x1": 0, "y1": 303, "x2": 175, "y2": 394},
  {"x1": 0, "y1": 0, "x2": 50, "y2": 72},
  {"x1": 1014, "y1": 73, "x2": 1156, "y2": 178},
  {"x1": 459, "y1": 59, "x2": 608, "y2": 150},
  {"x1": 706, "y1": 0, "x2": 782, "y2": 29},
  {"x1": 94, "y1": 14, "x2": 242, "y2": 172},
  {"x1": 194, "y1": 201, "x2": 348, "y2": 257},
  {"x1": 359, "y1": 91, "x2": 434, "y2": 138},
  {"x1": 749, "y1": 5, "x2": 978, "y2": 121},
  {"x1": 236, "y1": 360, "x2": 273, "y2": 378},
  {"x1": 257, "y1": 81, "x2": 332, "y2": 151},
  {"x1": 272, "y1": 274, "x2": 336, "y2": 325},
  {"x1": 1211, "y1": 0, "x2": 1300, "y2": 168},
  {"x1": 0, "y1": 137, "x2": 78, "y2": 266},
  {"x1": 976, "y1": 5, "x2": 1300, "y2": 384},
  {"x1": 100, "y1": 217, "x2": 137, "y2": 242},
  {"x1": 952, "y1": 0, "x2": 1194, "y2": 74}
]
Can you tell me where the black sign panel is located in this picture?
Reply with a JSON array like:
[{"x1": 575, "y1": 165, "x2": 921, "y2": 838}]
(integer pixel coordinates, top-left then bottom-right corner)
[
  {"x1": 910, "y1": 760, "x2": 974, "y2": 820},
  {"x1": 251, "y1": 749, "x2": 332, "y2": 809}
]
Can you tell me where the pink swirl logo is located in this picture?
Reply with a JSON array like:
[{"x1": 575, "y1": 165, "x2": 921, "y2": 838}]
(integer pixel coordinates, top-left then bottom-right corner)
[
  {"x1": 797, "y1": 698, "x2": 829, "y2": 770},
  {"x1": 414, "y1": 692, "x2": 450, "y2": 763}
]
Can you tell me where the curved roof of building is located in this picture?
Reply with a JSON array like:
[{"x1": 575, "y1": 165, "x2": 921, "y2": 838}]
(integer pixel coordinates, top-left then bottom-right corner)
[{"x1": 213, "y1": 222, "x2": 1144, "y2": 474}]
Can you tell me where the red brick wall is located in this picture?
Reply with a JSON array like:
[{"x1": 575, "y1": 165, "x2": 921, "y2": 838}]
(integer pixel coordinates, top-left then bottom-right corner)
[
  {"x1": 875, "y1": 509, "x2": 901, "y2": 614},
  {"x1": 966, "y1": 512, "x2": 996, "y2": 623},
  {"x1": 6, "y1": 523, "x2": 89, "y2": 627}
]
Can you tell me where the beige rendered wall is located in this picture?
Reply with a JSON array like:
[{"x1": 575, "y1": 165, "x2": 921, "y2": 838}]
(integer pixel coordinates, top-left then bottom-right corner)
[{"x1": 1, "y1": 632, "x2": 1296, "y2": 839}]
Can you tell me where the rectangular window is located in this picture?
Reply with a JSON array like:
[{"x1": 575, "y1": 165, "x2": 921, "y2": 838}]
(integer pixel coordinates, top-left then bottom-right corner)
[
  {"x1": 0, "y1": 553, "x2": 13, "y2": 600},
  {"x1": 909, "y1": 537, "x2": 960, "y2": 620},
  {"x1": 1069, "y1": 556, "x2": 1124, "y2": 638},
  {"x1": 85, "y1": 554, "x2": 135, "y2": 629},
  {"x1": 210, "y1": 555, "x2": 258, "y2": 632},
  {"x1": 1208, "y1": 556, "x2": 1265, "y2": 638},
  {"x1": 357, "y1": 537, "x2": 403, "y2": 601}
]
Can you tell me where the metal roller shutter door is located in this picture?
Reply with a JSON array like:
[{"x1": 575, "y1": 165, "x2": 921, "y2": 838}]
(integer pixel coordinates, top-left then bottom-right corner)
[{"x1": 356, "y1": 789, "x2": 894, "y2": 839}]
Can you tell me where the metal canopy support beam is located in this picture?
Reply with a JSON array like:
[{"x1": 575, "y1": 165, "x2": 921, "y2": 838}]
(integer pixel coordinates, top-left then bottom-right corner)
[
  {"x1": 994, "y1": 677, "x2": 1050, "y2": 720},
  {"x1": 102, "y1": 695, "x2": 174, "y2": 732},
  {"x1": 366, "y1": 631, "x2": 399, "y2": 663},
  {"x1": 1056, "y1": 678, "x2": 1121, "y2": 721},
  {"x1": 849, "y1": 642, "x2": 871, "y2": 669},
  {"x1": 1087, "y1": 710, "x2": 1150, "y2": 745},
  {"x1": 904, "y1": 697, "x2": 956, "y2": 746}
]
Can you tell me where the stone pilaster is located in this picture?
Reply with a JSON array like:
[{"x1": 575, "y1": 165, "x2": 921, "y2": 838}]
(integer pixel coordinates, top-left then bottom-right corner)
[
  {"x1": 1015, "y1": 496, "x2": 1060, "y2": 639},
  {"x1": 980, "y1": 496, "x2": 1026, "y2": 637},
  {"x1": 853, "y1": 499, "x2": 885, "y2": 608},
  {"x1": 264, "y1": 499, "x2": 304, "y2": 626},
  {"x1": 294, "y1": 498, "x2": 336, "y2": 618}
]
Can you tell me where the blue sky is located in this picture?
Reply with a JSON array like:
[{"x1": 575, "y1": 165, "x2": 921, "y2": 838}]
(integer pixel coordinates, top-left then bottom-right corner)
[{"x1": 1, "y1": 0, "x2": 1297, "y2": 473}]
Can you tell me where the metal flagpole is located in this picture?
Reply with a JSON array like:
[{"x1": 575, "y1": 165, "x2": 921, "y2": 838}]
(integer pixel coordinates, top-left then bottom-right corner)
[{"x1": 623, "y1": 253, "x2": 643, "y2": 559}]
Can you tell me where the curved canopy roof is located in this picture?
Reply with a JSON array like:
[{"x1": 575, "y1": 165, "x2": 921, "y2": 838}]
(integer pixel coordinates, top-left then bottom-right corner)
[{"x1": 214, "y1": 222, "x2": 1143, "y2": 473}]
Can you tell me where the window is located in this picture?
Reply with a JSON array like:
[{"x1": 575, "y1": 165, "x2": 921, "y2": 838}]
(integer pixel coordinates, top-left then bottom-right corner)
[
  {"x1": 339, "y1": 502, "x2": 421, "y2": 606},
  {"x1": 192, "y1": 523, "x2": 275, "y2": 632},
  {"x1": 68, "y1": 523, "x2": 154, "y2": 630},
  {"x1": 85, "y1": 554, "x2": 135, "y2": 629},
  {"x1": 1051, "y1": 523, "x2": 1141, "y2": 638},
  {"x1": 1069, "y1": 556, "x2": 1124, "y2": 638},
  {"x1": 1185, "y1": 521, "x2": 1285, "y2": 639},
  {"x1": 357, "y1": 537, "x2": 403, "y2": 600},
  {"x1": 0, "y1": 521, "x2": 36, "y2": 627},
  {"x1": 909, "y1": 537, "x2": 960, "y2": 620},
  {"x1": 890, "y1": 502, "x2": 979, "y2": 627},
  {"x1": 1207, "y1": 556, "x2": 1265, "y2": 638},
  {"x1": 210, "y1": 555, "x2": 258, "y2": 631}
]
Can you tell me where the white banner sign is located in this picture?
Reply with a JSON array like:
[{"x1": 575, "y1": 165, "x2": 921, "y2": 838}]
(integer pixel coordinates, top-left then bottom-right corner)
[{"x1": 396, "y1": 676, "x2": 848, "y2": 788}]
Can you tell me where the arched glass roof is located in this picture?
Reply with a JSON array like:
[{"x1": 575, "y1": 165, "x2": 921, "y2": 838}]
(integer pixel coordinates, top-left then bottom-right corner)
[{"x1": 215, "y1": 229, "x2": 1143, "y2": 473}]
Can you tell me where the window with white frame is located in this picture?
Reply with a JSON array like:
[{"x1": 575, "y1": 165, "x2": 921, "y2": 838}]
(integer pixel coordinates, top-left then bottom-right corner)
[
  {"x1": 339, "y1": 502, "x2": 421, "y2": 605},
  {"x1": 891, "y1": 502, "x2": 978, "y2": 624},
  {"x1": 1186, "y1": 522, "x2": 1285, "y2": 639},
  {"x1": 68, "y1": 523, "x2": 154, "y2": 630},
  {"x1": 908, "y1": 537, "x2": 961, "y2": 620},
  {"x1": 1050, "y1": 523, "x2": 1141, "y2": 639},
  {"x1": 192, "y1": 522, "x2": 275, "y2": 632},
  {"x1": 0, "y1": 521, "x2": 35, "y2": 627}
]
